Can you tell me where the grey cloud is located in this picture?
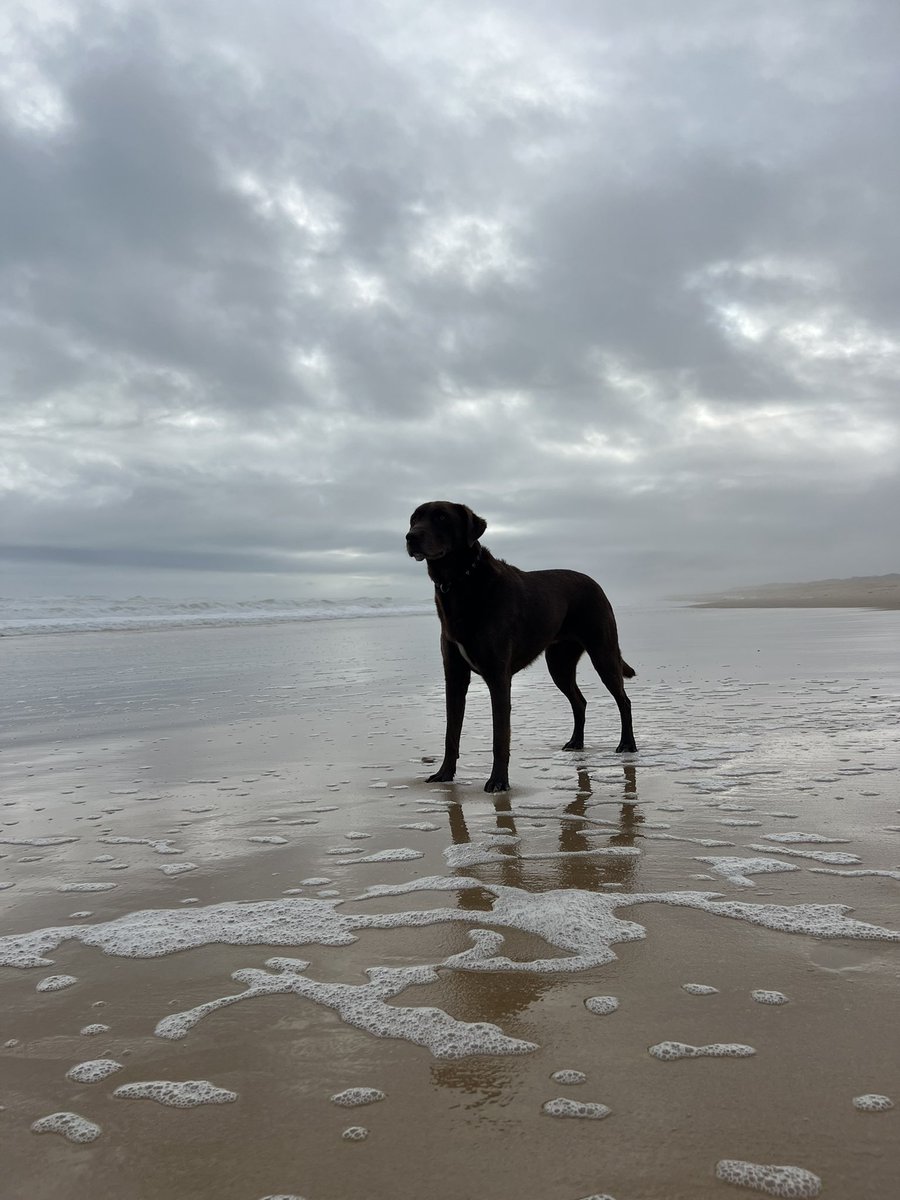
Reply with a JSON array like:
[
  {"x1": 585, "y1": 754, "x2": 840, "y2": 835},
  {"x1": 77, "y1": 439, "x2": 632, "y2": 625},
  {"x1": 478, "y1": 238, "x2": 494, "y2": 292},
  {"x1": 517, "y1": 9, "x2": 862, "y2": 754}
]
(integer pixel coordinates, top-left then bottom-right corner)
[{"x1": 1, "y1": 0, "x2": 897, "y2": 600}]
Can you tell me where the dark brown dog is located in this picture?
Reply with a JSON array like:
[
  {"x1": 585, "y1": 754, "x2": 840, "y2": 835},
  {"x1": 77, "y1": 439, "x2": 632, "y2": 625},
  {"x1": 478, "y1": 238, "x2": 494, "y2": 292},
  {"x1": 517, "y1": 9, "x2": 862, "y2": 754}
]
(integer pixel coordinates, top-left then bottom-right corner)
[{"x1": 407, "y1": 500, "x2": 637, "y2": 792}]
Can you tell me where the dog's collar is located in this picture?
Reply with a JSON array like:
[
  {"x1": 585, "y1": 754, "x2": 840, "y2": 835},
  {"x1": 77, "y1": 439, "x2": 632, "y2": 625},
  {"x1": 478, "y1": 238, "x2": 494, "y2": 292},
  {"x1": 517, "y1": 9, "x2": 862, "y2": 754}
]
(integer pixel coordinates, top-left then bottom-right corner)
[{"x1": 435, "y1": 545, "x2": 483, "y2": 594}]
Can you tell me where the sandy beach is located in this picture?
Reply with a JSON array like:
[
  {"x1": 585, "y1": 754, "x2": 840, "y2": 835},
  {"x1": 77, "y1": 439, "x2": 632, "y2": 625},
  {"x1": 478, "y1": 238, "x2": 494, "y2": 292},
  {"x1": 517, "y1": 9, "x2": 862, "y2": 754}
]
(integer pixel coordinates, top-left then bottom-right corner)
[
  {"x1": 690, "y1": 575, "x2": 900, "y2": 610},
  {"x1": 1, "y1": 607, "x2": 898, "y2": 1200}
]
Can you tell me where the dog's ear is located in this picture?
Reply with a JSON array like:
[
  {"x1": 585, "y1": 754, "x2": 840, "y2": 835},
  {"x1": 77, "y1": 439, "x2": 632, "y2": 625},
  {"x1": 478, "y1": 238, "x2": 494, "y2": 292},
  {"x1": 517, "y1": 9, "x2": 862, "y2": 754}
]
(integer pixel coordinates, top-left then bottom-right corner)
[{"x1": 461, "y1": 505, "x2": 487, "y2": 545}]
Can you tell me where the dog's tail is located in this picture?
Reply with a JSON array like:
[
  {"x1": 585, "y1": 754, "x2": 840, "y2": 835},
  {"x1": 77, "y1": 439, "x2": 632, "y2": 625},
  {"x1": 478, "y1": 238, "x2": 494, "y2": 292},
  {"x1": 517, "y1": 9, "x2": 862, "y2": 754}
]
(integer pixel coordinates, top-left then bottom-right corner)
[{"x1": 621, "y1": 658, "x2": 636, "y2": 678}]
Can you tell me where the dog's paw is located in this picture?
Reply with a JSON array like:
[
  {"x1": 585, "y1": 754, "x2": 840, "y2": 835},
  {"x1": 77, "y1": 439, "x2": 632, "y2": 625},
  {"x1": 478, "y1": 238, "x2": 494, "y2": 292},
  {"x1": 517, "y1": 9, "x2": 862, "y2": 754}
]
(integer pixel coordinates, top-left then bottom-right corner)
[
  {"x1": 483, "y1": 775, "x2": 510, "y2": 793},
  {"x1": 562, "y1": 738, "x2": 584, "y2": 751},
  {"x1": 427, "y1": 768, "x2": 456, "y2": 783},
  {"x1": 615, "y1": 740, "x2": 638, "y2": 753}
]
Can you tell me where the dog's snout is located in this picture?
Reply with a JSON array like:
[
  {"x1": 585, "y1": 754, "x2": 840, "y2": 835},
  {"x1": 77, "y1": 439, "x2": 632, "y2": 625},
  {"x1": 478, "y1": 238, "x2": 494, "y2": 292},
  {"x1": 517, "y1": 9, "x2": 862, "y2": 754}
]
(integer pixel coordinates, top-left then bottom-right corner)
[{"x1": 406, "y1": 528, "x2": 424, "y2": 559}]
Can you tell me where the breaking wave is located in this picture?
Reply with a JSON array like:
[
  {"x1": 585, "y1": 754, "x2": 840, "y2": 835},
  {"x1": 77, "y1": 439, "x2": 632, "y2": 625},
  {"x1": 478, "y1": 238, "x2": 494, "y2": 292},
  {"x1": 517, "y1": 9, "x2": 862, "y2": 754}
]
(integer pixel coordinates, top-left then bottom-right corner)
[{"x1": 0, "y1": 595, "x2": 430, "y2": 637}]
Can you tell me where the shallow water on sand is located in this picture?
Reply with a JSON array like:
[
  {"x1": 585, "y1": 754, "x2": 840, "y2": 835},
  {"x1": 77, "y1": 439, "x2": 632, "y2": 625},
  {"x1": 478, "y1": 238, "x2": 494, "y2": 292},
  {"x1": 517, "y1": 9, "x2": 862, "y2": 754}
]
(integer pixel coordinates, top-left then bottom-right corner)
[{"x1": 1, "y1": 608, "x2": 898, "y2": 1200}]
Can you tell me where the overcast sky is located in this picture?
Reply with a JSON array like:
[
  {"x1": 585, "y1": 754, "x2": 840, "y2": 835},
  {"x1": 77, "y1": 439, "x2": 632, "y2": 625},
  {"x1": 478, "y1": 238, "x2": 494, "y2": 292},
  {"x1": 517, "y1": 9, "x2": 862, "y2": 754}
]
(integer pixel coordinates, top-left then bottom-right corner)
[{"x1": 2, "y1": 0, "x2": 898, "y2": 604}]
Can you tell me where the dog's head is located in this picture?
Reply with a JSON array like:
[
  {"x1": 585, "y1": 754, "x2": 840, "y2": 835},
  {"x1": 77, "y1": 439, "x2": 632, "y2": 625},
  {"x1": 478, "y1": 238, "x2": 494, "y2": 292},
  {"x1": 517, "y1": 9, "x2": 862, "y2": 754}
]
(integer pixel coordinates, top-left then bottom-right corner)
[{"x1": 406, "y1": 501, "x2": 487, "y2": 562}]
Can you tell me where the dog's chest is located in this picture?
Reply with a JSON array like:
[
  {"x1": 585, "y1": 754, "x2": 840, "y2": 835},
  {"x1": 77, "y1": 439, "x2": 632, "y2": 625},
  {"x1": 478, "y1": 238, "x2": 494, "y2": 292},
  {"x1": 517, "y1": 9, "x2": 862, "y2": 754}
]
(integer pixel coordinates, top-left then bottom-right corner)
[
  {"x1": 452, "y1": 639, "x2": 481, "y2": 673},
  {"x1": 436, "y1": 594, "x2": 486, "y2": 673}
]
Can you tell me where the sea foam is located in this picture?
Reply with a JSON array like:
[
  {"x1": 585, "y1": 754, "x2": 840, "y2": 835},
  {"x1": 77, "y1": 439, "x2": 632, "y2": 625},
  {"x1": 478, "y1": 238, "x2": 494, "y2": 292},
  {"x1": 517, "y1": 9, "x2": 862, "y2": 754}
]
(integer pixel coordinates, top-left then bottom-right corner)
[
  {"x1": 330, "y1": 1088, "x2": 385, "y2": 1107},
  {"x1": 649, "y1": 1041, "x2": 755, "y2": 1060},
  {"x1": 542, "y1": 1097, "x2": 611, "y2": 1119},
  {"x1": 37, "y1": 974, "x2": 78, "y2": 992},
  {"x1": 852, "y1": 1093, "x2": 893, "y2": 1112},
  {"x1": 66, "y1": 1059, "x2": 123, "y2": 1083},
  {"x1": 715, "y1": 1159, "x2": 821, "y2": 1197},
  {"x1": 31, "y1": 1112, "x2": 102, "y2": 1142},
  {"x1": 154, "y1": 956, "x2": 538, "y2": 1060},
  {"x1": 113, "y1": 1080, "x2": 237, "y2": 1107}
]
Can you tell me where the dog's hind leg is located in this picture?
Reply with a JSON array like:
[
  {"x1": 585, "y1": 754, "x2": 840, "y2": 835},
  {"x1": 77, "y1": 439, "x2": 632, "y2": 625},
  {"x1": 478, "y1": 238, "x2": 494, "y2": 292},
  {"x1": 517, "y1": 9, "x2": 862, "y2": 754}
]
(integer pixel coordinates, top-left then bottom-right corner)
[
  {"x1": 545, "y1": 641, "x2": 587, "y2": 750},
  {"x1": 584, "y1": 641, "x2": 637, "y2": 754}
]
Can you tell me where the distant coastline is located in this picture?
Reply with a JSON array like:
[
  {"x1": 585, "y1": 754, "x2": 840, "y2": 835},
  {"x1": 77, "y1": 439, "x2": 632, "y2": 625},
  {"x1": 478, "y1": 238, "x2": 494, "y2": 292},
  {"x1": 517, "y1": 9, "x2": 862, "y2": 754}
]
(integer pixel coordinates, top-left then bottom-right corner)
[{"x1": 686, "y1": 573, "x2": 900, "y2": 611}]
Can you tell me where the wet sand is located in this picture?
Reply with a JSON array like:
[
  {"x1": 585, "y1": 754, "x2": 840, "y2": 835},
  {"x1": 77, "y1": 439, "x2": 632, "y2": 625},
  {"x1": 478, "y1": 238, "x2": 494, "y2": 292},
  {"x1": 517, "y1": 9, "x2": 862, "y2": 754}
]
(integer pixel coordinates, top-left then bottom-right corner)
[{"x1": 1, "y1": 609, "x2": 899, "y2": 1200}]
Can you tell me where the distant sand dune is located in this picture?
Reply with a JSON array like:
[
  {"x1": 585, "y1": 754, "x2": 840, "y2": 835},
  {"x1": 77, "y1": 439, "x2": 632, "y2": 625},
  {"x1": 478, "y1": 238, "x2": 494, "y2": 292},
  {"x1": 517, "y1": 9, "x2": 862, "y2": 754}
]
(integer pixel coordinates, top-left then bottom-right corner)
[{"x1": 687, "y1": 574, "x2": 900, "y2": 610}]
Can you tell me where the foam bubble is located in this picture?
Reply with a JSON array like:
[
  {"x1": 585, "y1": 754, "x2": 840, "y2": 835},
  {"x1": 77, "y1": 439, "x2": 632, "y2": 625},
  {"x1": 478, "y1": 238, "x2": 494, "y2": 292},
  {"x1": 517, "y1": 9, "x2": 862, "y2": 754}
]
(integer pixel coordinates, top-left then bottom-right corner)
[
  {"x1": 751, "y1": 990, "x2": 789, "y2": 1005},
  {"x1": 3, "y1": 879, "x2": 897, "y2": 1000},
  {"x1": 761, "y1": 832, "x2": 849, "y2": 844},
  {"x1": 649, "y1": 1041, "x2": 755, "y2": 1061},
  {"x1": 0, "y1": 836, "x2": 78, "y2": 847},
  {"x1": 66, "y1": 1058, "x2": 123, "y2": 1083},
  {"x1": 647, "y1": 833, "x2": 735, "y2": 848},
  {"x1": 160, "y1": 863, "x2": 198, "y2": 876},
  {"x1": 341, "y1": 1126, "x2": 368, "y2": 1140},
  {"x1": 31, "y1": 1112, "x2": 101, "y2": 1142},
  {"x1": 444, "y1": 842, "x2": 510, "y2": 869},
  {"x1": 852, "y1": 1093, "x2": 893, "y2": 1112},
  {"x1": 810, "y1": 868, "x2": 900, "y2": 880},
  {"x1": 57, "y1": 883, "x2": 117, "y2": 893},
  {"x1": 648, "y1": 893, "x2": 900, "y2": 942},
  {"x1": 98, "y1": 836, "x2": 181, "y2": 855},
  {"x1": 519, "y1": 846, "x2": 640, "y2": 863},
  {"x1": 682, "y1": 984, "x2": 719, "y2": 995},
  {"x1": 249, "y1": 836, "x2": 289, "y2": 845},
  {"x1": 80, "y1": 1024, "x2": 110, "y2": 1036},
  {"x1": 542, "y1": 1097, "x2": 611, "y2": 1119},
  {"x1": 747, "y1": 845, "x2": 860, "y2": 865},
  {"x1": 585, "y1": 995, "x2": 619, "y2": 1015},
  {"x1": 330, "y1": 1087, "x2": 385, "y2": 1107},
  {"x1": 551, "y1": 1070, "x2": 587, "y2": 1084},
  {"x1": 37, "y1": 974, "x2": 78, "y2": 992},
  {"x1": 715, "y1": 1159, "x2": 821, "y2": 1197},
  {"x1": 156, "y1": 957, "x2": 538, "y2": 1060},
  {"x1": 358, "y1": 848, "x2": 424, "y2": 863},
  {"x1": 694, "y1": 857, "x2": 799, "y2": 888},
  {"x1": 113, "y1": 1080, "x2": 237, "y2": 1107},
  {"x1": 0, "y1": 896, "x2": 358, "y2": 967},
  {"x1": 398, "y1": 822, "x2": 440, "y2": 831}
]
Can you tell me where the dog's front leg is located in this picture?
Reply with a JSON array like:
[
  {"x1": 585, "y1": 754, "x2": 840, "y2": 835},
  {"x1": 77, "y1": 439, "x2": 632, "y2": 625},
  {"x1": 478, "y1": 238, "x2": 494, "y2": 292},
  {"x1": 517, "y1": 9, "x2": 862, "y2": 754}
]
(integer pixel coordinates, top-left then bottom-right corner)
[
  {"x1": 484, "y1": 670, "x2": 512, "y2": 792},
  {"x1": 427, "y1": 638, "x2": 471, "y2": 783}
]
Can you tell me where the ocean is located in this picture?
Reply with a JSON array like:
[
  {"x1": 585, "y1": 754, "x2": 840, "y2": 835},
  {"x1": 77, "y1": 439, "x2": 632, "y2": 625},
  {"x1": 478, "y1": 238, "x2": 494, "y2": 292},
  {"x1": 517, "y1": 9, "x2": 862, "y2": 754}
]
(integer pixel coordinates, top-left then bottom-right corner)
[{"x1": 0, "y1": 593, "x2": 431, "y2": 637}]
